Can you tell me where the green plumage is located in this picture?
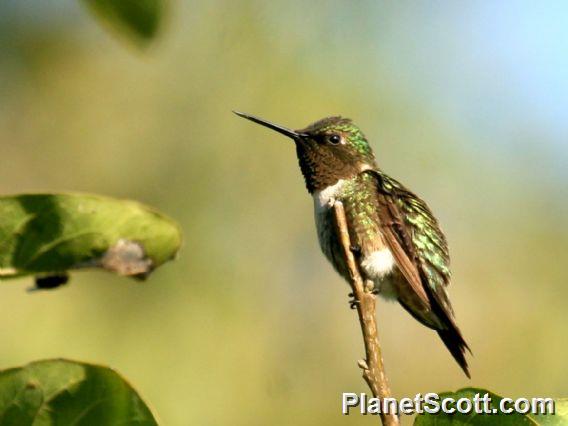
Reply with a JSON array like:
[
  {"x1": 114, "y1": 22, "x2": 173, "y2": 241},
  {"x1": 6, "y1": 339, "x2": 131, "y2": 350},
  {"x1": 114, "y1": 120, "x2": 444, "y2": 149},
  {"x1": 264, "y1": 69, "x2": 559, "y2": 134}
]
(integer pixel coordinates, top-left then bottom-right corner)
[{"x1": 380, "y1": 173, "x2": 451, "y2": 289}]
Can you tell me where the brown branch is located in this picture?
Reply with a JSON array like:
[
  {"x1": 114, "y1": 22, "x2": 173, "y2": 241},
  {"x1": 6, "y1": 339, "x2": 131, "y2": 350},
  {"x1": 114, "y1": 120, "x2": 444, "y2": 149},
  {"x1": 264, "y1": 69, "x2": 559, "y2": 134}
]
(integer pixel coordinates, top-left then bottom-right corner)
[{"x1": 333, "y1": 201, "x2": 399, "y2": 426}]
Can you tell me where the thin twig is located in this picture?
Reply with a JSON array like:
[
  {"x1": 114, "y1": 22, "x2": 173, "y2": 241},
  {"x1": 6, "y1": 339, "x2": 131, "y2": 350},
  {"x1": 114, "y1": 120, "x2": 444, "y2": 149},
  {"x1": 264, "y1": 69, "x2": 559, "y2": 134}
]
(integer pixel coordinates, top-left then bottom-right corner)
[{"x1": 333, "y1": 201, "x2": 399, "y2": 426}]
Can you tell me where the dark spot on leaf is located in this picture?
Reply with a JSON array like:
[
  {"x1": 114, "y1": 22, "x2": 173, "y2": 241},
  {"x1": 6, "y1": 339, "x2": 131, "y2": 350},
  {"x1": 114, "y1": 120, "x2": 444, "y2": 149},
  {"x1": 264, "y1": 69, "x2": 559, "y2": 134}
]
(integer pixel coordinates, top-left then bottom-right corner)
[{"x1": 34, "y1": 273, "x2": 69, "y2": 290}]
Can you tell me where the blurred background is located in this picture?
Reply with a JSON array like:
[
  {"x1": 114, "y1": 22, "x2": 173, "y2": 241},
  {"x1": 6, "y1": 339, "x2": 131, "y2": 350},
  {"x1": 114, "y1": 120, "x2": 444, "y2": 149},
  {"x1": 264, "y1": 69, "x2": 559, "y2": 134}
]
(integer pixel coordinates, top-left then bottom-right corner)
[{"x1": 1, "y1": 1, "x2": 567, "y2": 424}]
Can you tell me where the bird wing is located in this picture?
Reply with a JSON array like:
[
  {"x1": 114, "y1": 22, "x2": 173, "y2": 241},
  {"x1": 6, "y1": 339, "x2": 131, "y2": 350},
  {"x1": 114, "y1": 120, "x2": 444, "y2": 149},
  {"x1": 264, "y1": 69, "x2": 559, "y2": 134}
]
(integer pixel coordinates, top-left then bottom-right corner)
[
  {"x1": 368, "y1": 170, "x2": 470, "y2": 377},
  {"x1": 370, "y1": 170, "x2": 451, "y2": 302}
]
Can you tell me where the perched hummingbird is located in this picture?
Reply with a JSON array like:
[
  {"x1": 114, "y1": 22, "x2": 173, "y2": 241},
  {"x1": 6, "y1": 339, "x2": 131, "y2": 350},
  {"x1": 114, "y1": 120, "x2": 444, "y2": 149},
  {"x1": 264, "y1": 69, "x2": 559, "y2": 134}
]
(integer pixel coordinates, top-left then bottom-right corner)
[{"x1": 234, "y1": 112, "x2": 471, "y2": 377}]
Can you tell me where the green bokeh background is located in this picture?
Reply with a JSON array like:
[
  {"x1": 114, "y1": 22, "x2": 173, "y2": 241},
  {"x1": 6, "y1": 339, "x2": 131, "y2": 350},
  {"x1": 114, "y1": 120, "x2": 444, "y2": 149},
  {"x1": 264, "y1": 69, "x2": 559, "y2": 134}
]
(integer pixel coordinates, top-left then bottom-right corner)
[{"x1": 1, "y1": 1, "x2": 567, "y2": 425}]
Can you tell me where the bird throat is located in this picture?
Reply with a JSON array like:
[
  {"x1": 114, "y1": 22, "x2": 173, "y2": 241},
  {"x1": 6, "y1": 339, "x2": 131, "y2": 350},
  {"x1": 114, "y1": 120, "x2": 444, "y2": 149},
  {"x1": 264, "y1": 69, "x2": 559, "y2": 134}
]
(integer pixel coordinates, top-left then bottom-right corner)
[{"x1": 295, "y1": 142, "x2": 361, "y2": 193}]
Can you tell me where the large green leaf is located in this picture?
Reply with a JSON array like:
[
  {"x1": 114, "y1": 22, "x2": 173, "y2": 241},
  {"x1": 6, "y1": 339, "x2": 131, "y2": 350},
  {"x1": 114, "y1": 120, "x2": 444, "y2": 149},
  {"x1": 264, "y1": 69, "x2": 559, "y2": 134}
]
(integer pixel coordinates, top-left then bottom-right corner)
[
  {"x1": 0, "y1": 359, "x2": 157, "y2": 425},
  {"x1": 0, "y1": 193, "x2": 181, "y2": 286},
  {"x1": 81, "y1": 0, "x2": 164, "y2": 44},
  {"x1": 414, "y1": 388, "x2": 564, "y2": 425}
]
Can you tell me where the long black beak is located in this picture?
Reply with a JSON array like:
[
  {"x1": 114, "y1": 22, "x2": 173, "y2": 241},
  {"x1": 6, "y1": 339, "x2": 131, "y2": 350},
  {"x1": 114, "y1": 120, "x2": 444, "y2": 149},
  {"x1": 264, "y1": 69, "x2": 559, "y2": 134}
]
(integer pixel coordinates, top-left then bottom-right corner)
[{"x1": 233, "y1": 111, "x2": 305, "y2": 139}]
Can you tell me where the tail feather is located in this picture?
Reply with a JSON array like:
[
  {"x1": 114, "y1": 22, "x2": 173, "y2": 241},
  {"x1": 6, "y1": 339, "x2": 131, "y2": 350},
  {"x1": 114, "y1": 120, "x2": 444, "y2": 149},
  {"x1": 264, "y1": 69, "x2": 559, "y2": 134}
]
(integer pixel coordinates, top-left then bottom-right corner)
[
  {"x1": 437, "y1": 326, "x2": 471, "y2": 378},
  {"x1": 428, "y1": 288, "x2": 472, "y2": 378},
  {"x1": 418, "y1": 269, "x2": 472, "y2": 378},
  {"x1": 399, "y1": 296, "x2": 472, "y2": 378}
]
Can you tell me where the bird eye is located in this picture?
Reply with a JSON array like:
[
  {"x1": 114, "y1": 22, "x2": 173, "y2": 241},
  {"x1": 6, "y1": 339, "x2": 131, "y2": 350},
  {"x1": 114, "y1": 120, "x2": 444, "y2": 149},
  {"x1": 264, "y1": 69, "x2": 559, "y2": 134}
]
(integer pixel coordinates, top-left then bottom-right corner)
[{"x1": 327, "y1": 134, "x2": 341, "y2": 145}]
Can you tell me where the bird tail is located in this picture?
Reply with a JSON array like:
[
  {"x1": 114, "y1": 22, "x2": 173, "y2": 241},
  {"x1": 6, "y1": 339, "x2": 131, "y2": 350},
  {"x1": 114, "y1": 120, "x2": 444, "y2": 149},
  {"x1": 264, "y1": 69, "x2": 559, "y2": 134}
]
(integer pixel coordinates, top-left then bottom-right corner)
[
  {"x1": 437, "y1": 325, "x2": 471, "y2": 378},
  {"x1": 397, "y1": 295, "x2": 472, "y2": 378},
  {"x1": 420, "y1": 276, "x2": 472, "y2": 378}
]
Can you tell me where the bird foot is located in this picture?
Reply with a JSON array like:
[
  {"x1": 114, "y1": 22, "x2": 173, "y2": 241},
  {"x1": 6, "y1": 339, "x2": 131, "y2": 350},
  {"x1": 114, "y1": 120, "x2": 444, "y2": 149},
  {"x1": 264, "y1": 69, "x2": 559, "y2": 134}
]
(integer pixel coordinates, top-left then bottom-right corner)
[
  {"x1": 348, "y1": 293, "x2": 359, "y2": 309},
  {"x1": 350, "y1": 244, "x2": 362, "y2": 258}
]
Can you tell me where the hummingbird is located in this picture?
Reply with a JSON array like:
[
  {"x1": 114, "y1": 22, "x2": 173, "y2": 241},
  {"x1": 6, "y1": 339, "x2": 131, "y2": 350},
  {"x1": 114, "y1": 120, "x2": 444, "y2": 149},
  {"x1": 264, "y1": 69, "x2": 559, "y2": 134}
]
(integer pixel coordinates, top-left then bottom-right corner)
[{"x1": 234, "y1": 111, "x2": 471, "y2": 377}]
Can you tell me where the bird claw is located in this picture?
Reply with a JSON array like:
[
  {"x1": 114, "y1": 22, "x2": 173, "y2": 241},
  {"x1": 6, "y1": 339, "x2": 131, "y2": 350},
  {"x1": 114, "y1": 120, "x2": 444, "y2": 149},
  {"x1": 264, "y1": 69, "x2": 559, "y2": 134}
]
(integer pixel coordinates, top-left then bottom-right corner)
[
  {"x1": 350, "y1": 244, "x2": 362, "y2": 257},
  {"x1": 349, "y1": 295, "x2": 359, "y2": 309}
]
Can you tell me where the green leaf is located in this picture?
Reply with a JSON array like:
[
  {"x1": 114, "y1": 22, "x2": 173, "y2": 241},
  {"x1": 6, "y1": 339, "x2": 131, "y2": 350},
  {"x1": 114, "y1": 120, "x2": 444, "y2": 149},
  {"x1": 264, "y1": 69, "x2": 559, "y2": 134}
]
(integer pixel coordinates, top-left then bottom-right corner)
[
  {"x1": 81, "y1": 0, "x2": 164, "y2": 44},
  {"x1": 414, "y1": 387, "x2": 564, "y2": 425},
  {"x1": 529, "y1": 399, "x2": 568, "y2": 425},
  {"x1": 0, "y1": 359, "x2": 157, "y2": 425},
  {"x1": 0, "y1": 193, "x2": 181, "y2": 285}
]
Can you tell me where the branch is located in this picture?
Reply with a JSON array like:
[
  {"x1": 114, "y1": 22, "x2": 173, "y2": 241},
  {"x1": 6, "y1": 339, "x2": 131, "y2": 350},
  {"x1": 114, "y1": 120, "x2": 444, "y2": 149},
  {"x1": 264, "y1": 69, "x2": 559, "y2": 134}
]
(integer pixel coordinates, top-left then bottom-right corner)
[{"x1": 333, "y1": 201, "x2": 399, "y2": 426}]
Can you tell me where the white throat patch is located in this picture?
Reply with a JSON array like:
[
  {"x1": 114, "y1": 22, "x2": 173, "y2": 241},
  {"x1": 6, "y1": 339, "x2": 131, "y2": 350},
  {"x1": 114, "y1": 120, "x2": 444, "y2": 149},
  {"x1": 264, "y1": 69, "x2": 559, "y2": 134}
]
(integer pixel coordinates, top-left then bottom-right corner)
[{"x1": 313, "y1": 179, "x2": 346, "y2": 212}]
